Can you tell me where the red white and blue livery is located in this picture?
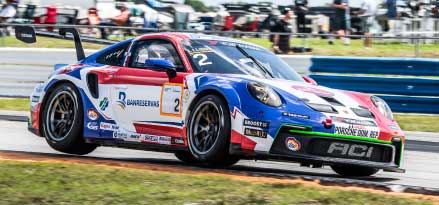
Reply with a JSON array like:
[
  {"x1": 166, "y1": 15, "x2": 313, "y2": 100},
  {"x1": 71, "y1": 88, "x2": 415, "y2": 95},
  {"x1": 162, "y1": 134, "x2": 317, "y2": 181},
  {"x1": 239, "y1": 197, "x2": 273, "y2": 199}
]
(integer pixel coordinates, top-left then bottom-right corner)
[{"x1": 19, "y1": 26, "x2": 405, "y2": 177}]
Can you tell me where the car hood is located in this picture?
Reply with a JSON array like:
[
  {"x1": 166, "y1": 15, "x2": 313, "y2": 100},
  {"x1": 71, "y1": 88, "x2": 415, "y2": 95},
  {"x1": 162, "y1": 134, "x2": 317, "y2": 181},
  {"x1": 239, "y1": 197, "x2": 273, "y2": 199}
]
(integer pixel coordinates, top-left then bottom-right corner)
[{"x1": 237, "y1": 75, "x2": 374, "y2": 119}]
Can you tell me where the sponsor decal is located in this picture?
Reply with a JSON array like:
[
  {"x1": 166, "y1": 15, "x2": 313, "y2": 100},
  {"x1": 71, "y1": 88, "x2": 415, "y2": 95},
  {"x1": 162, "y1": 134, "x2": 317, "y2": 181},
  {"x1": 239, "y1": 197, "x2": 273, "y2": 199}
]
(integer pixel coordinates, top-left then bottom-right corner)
[
  {"x1": 282, "y1": 112, "x2": 310, "y2": 119},
  {"x1": 100, "y1": 122, "x2": 119, "y2": 131},
  {"x1": 142, "y1": 135, "x2": 159, "y2": 143},
  {"x1": 117, "y1": 91, "x2": 159, "y2": 109},
  {"x1": 113, "y1": 132, "x2": 129, "y2": 139},
  {"x1": 87, "y1": 109, "x2": 99, "y2": 120},
  {"x1": 331, "y1": 116, "x2": 376, "y2": 127},
  {"x1": 99, "y1": 97, "x2": 109, "y2": 111},
  {"x1": 183, "y1": 89, "x2": 190, "y2": 101},
  {"x1": 243, "y1": 119, "x2": 269, "y2": 129},
  {"x1": 129, "y1": 133, "x2": 141, "y2": 140},
  {"x1": 159, "y1": 136, "x2": 172, "y2": 145},
  {"x1": 327, "y1": 142, "x2": 373, "y2": 158},
  {"x1": 86, "y1": 122, "x2": 98, "y2": 130},
  {"x1": 141, "y1": 135, "x2": 172, "y2": 145},
  {"x1": 244, "y1": 128, "x2": 267, "y2": 138},
  {"x1": 285, "y1": 137, "x2": 301, "y2": 152},
  {"x1": 334, "y1": 124, "x2": 379, "y2": 139},
  {"x1": 291, "y1": 85, "x2": 334, "y2": 97},
  {"x1": 172, "y1": 138, "x2": 185, "y2": 145}
]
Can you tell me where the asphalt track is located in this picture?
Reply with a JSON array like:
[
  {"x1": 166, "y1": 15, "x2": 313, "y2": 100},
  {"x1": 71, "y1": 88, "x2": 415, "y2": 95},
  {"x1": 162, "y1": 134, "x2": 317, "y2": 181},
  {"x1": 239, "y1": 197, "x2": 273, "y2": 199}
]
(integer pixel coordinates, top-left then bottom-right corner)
[{"x1": 1, "y1": 120, "x2": 438, "y2": 194}]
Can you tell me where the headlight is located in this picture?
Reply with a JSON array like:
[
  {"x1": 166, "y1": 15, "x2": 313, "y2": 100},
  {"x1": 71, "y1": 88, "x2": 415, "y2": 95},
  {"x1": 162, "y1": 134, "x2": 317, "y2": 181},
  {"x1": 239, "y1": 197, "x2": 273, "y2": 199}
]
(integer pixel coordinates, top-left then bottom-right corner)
[
  {"x1": 247, "y1": 82, "x2": 282, "y2": 107},
  {"x1": 371, "y1": 96, "x2": 393, "y2": 120}
]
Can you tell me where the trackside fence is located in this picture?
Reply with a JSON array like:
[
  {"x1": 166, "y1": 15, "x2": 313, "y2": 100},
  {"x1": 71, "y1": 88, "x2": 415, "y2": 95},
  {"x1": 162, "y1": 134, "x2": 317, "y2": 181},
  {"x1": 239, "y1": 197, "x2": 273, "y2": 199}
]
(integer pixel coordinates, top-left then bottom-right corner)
[{"x1": 305, "y1": 56, "x2": 439, "y2": 114}]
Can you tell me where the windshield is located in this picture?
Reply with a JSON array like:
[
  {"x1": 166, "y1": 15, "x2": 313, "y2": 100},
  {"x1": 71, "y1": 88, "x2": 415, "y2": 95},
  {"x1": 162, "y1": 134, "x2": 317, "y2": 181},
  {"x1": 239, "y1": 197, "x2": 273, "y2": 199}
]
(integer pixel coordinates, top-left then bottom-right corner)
[{"x1": 182, "y1": 39, "x2": 304, "y2": 82}]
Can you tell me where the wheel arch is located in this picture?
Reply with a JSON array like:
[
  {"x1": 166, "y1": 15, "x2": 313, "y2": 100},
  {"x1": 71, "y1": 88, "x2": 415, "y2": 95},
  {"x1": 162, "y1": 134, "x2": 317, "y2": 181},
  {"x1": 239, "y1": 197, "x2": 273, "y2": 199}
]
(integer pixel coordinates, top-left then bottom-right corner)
[
  {"x1": 39, "y1": 79, "x2": 83, "y2": 136},
  {"x1": 185, "y1": 86, "x2": 241, "y2": 126}
]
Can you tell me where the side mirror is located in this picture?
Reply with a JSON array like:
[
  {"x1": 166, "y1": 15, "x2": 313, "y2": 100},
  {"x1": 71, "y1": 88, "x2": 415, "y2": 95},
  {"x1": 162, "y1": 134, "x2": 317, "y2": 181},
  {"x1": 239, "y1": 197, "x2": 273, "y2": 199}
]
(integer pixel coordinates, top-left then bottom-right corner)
[
  {"x1": 145, "y1": 58, "x2": 177, "y2": 78},
  {"x1": 303, "y1": 76, "x2": 318, "y2": 86}
]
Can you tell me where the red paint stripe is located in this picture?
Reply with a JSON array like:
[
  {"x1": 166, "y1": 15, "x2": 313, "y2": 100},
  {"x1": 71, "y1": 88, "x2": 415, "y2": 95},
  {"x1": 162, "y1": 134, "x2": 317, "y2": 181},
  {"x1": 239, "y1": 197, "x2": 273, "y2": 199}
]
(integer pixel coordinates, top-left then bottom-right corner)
[
  {"x1": 134, "y1": 123, "x2": 183, "y2": 137},
  {"x1": 231, "y1": 130, "x2": 256, "y2": 151},
  {"x1": 93, "y1": 68, "x2": 187, "y2": 86}
]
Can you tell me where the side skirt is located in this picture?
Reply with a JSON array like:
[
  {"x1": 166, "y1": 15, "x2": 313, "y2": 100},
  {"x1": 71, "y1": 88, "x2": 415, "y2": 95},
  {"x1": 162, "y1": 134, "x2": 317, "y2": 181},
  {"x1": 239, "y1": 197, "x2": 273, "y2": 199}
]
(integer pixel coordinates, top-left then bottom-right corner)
[{"x1": 85, "y1": 138, "x2": 188, "y2": 153}]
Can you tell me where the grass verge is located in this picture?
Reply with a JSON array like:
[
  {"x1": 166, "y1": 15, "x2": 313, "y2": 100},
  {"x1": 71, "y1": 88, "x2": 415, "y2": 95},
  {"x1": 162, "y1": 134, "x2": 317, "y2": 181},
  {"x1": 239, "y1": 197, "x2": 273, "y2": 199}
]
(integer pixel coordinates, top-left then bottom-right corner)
[
  {"x1": 0, "y1": 160, "x2": 436, "y2": 205},
  {"x1": 0, "y1": 98, "x2": 438, "y2": 132},
  {"x1": 238, "y1": 37, "x2": 439, "y2": 58},
  {"x1": 1, "y1": 36, "x2": 105, "y2": 50},
  {"x1": 0, "y1": 98, "x2": 29, "y2": 111},
  {"x1": 394, "y1": 114, "x2": 439, "y2": 133}
]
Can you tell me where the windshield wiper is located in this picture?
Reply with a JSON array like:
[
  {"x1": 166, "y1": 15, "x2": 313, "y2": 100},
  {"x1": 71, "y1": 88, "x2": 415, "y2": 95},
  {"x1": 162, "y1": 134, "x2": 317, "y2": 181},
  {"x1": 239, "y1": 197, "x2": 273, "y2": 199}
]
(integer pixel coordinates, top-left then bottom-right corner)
[{"x1": 235, "y1": 45, "x2": 274, "y2": 78}]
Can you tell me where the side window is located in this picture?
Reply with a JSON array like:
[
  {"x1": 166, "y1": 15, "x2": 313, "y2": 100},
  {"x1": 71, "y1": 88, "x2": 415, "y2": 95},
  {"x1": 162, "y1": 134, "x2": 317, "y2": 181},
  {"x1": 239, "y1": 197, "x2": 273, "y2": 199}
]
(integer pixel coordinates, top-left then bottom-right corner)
[
  {"x1": 96, "y1": 43, "x2": 129, "y2": 66},
  {"x1": 129, "y1": 39, "x2": 185, "y2": 72}
]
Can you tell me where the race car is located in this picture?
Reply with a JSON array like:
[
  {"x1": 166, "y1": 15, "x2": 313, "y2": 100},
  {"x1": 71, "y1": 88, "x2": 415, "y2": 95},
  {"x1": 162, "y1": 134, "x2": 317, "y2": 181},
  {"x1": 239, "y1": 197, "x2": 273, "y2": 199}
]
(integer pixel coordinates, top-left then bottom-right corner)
[{"x1": 17, "y1": 26, "x2": 405, "y2": 177}]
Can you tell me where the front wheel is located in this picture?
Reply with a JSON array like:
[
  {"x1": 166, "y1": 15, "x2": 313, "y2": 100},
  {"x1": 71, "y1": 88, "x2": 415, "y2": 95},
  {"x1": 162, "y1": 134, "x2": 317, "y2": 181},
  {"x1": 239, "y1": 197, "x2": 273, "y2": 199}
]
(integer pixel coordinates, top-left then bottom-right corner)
[
  {"x1": 187, "y1": 94, "x2": 232, "y2": 164},
  {"x1": 42, "y1": 83, "x2": 97, "y2": 155},
  {"x1": 331, "y1": 165, "x2": 379, "y2": 177}
]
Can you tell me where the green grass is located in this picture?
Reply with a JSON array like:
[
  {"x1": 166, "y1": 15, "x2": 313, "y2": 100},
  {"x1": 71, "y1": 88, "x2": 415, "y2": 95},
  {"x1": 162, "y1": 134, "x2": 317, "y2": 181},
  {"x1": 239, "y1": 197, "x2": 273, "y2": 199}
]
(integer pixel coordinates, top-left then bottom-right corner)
[
  {"x1": 238, "y1": 37, "x2": 439, "y2": 58},
  {"x1": 0, "y1": 98, "x2": 437, "y2": 132},
  {"x1": 394, "y1": 114, "x2": 439, "y2": 133},
  {"x1": 1, "y1": 36, "x2": 105, "y2": 50},
  {"x1": 0, "y1": 98, "x2": 29, "y2": 111},
  {"x1": 2, "y1": 35, "x2": 438, "y2": 58},
  {"x1": 0, "y1": 160, "x2": 434, "y2": 205}
]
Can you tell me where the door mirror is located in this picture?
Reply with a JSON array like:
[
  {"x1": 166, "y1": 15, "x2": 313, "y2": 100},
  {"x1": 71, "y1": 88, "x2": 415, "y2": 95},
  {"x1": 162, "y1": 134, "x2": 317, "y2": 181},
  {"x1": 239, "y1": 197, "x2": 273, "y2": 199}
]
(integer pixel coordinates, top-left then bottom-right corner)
[
  {"x1": 145, "y1": 58, "x2": 177, "y2": 78},
  {"x1": 303, "y1": 76, "x2": 318, "y2": 86}
]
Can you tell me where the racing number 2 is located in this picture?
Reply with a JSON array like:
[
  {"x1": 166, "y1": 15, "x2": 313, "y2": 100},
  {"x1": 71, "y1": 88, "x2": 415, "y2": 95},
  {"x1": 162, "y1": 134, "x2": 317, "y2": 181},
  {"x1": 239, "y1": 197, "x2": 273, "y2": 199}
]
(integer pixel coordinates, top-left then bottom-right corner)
[{"x1": 160, "y1": 83, "x2": 183, "y2": 117}]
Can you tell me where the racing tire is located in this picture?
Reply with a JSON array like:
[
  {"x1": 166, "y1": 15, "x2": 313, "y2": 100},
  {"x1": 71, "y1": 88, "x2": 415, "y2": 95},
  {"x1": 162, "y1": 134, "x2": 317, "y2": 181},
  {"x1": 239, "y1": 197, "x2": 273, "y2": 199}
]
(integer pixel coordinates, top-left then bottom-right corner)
[
  {"x1": 187, "y1": 94, "x2": 233, "y2": 164},
  {"x1": 175, "y1": 151, "x2": 200, "y2": 164},
  {"x1": 330, "y1": 165, "x2": 379, "y2": 177},
  {"x1": 175, "y1": 151, "x2": 240, "y2": 167},
  {"x1": 205, "y1": 156, "x2": 240, "y2": 168},
  {"x1": 41, "y1": 83, "x2": 97, "y2": 155}
]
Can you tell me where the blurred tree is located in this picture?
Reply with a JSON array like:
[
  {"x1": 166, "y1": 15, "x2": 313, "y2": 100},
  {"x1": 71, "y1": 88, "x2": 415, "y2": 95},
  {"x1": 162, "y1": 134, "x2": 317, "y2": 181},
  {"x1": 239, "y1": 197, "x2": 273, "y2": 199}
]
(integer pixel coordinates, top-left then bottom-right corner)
[{"x1": 184, "y1": 0, "x2": 208, "y2": 12}]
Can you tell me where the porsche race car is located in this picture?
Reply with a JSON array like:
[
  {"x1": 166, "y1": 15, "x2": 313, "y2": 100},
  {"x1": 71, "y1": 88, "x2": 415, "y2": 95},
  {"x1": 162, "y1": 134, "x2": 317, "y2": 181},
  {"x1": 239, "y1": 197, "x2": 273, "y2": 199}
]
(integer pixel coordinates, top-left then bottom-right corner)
[{"x1": 17, "y1": 26, "x2": 405, "y2": 177}]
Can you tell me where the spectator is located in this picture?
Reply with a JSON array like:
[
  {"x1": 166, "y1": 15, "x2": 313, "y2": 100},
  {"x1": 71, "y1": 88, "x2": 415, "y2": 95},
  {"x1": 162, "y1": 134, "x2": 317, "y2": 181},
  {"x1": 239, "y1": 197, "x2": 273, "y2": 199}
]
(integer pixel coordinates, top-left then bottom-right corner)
[
  {"x1": 295, "y1": 0, "x2": 308, "y2": 33},
  {"x1": 271, "y1": 8, "x2": 294, "y2": 54},
  {"x1": 99, "y1": 3, "x2": 131, "y2": 39},
  {"x1": 0, "y1": 0, "x2": 17, "y2": 23},
  {"x1": 359, "y1": 0, "x2": 381, "y2": 48},
  {"x1": 433, "y1": 1, "x2": 439, "y2": 18},
  {"x1": 386, "y1": 0, "x2": 397, "y2": 19},
  {"x1": 329, "y1": 0, "x2": 351, "y2": 45}
]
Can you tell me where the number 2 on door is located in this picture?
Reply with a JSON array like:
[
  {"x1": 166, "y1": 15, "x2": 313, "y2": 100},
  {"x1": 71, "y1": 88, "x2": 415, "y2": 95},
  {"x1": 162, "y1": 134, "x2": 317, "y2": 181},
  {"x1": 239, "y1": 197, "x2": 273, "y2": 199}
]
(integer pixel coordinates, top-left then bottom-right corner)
[{"x1": 160, "y1": 83, "x2": 183, "y2": 117}]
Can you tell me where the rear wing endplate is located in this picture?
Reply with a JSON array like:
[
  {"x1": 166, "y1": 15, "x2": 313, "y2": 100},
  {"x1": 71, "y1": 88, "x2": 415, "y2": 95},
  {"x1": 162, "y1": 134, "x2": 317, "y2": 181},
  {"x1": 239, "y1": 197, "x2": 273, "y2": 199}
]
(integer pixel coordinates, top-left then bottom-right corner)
[{"x1": 15, "y1": 26, "x2": 85, "y2": 61}]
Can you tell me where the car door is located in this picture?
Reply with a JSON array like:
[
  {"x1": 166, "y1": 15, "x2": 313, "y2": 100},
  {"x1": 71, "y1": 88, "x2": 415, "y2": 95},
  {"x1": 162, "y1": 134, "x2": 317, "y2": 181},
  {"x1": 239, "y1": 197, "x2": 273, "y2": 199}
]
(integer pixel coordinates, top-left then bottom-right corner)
[{"x1": 109, "y1": 38, "x2": 188, "y2": 141}]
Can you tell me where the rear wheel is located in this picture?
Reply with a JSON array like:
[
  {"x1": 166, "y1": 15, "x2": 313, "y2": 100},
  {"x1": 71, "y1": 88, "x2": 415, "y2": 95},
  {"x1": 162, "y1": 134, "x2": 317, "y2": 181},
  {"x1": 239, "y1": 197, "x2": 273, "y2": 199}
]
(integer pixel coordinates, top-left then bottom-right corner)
[
  {"x1": 42, "y1": 83, "x2": 97, "y2": 155},
  {"x1": 331, "y1": 165, "x2": 379, "y2": 177},
  {"x1": 187, "y1": 94, "x2": 237, "y2": 166}
]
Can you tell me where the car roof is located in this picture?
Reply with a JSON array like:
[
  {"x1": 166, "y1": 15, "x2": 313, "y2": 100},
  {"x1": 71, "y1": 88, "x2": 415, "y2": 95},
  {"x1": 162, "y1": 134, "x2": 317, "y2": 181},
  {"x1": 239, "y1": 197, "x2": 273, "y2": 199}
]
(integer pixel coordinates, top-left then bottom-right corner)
[{"x1": 136, "y1": 32, "x2": 265, "y2": 50}]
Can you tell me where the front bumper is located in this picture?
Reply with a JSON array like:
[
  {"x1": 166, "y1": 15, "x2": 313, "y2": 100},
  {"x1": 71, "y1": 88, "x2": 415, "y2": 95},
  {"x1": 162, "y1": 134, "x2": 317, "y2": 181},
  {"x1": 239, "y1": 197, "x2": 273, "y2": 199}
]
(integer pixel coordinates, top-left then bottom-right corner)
[
  {"x1": 27, "y1": 118, "x2": 40, "y2": 136},
  {"x1": 232, "y1": 125, "x2": 405, "y2": 173}
]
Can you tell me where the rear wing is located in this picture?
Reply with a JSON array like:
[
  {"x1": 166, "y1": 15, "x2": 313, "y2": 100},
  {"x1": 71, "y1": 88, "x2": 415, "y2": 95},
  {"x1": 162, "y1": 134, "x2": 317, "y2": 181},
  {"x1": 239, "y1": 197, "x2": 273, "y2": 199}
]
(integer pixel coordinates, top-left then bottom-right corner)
[{"x1": 14, "y1": 26, "x2": 116, "y2": 61}]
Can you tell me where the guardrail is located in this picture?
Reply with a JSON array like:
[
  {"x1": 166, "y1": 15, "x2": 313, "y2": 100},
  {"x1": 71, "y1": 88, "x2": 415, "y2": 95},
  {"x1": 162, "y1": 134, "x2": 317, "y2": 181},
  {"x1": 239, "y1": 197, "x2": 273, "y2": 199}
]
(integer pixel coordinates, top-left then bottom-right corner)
[
  {"x1": 309, "y1": 56, "x2": 439, "y2": 76},
  {"x1": 307, "y1": 56, "x2": 439, "y2": 114}
]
